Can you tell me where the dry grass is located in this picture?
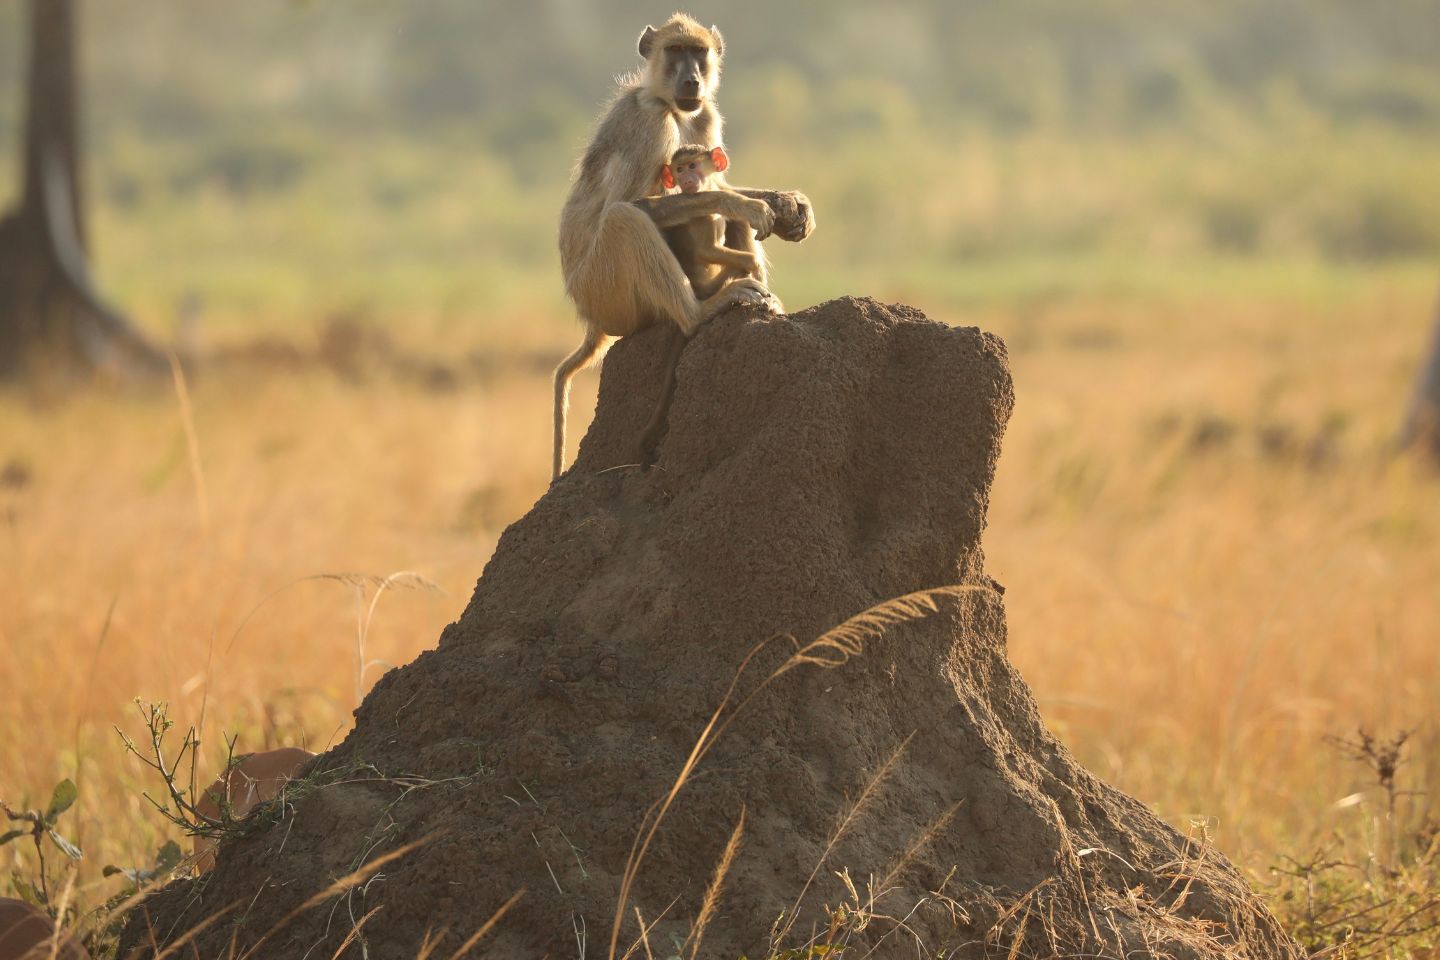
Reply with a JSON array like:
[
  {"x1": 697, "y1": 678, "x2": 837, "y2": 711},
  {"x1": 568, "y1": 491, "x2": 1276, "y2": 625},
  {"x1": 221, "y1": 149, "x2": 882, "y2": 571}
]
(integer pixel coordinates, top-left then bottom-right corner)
[
  {"x1": 1, "y1": 274, "x2": 1438, "y2": 953},
  {"x1": 0, "y1": 352, "x2": 580, "y2": 881},
  {"x1": 983, "y1": 287, "x2": 1440, "y2": 866}
]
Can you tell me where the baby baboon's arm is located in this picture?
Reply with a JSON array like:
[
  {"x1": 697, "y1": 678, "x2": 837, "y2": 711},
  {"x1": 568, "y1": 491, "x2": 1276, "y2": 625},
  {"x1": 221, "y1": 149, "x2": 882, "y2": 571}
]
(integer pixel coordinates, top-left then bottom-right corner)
[{"x1": 634, "y1": 190, "x2": 774, "y2": 238}]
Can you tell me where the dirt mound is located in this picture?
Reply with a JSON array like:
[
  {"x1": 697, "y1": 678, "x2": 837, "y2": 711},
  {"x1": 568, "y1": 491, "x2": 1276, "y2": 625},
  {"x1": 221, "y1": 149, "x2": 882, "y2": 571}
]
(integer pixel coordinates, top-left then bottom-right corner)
[{"x1": 124, "y1": 298, "x2": 1301, "y2": 959}]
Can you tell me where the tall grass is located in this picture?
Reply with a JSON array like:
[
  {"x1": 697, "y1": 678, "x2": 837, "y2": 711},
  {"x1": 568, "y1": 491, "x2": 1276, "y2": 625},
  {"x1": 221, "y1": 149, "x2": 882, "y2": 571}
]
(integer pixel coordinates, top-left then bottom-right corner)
[{"x1": 1, "y1": 271, "x2": 1438, "y2": 954}]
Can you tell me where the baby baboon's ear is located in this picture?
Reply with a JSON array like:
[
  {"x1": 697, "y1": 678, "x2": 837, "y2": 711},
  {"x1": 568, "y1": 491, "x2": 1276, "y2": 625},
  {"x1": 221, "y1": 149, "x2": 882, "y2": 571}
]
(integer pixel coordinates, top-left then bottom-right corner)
[
  {"x1": 709, "y1": 25, "x2": 725, "y2": 58},
  {"x1": 638, "y1": 25, "x2": 659, "y2": 58}
]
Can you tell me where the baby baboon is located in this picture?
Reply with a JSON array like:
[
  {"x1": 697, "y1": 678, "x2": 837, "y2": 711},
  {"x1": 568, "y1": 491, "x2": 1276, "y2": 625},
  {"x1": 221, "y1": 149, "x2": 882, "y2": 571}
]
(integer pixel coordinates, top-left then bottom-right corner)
[
  {"x1": 634, "y1": 143, "x2": 773, "y2": 465},
  {"x1": 552, "y1": 13, "x2": 816, "y2": 479},
  {"x1": 661, "y1": 144, "x2": 765, "y2": 298}
]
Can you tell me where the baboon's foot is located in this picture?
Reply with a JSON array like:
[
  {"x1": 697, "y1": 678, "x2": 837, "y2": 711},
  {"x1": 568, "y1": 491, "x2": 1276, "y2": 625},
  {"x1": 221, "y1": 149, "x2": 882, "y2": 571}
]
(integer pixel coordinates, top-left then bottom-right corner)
[{"x1": 729, "y1": 278, "x2": 784, "y2": 315}]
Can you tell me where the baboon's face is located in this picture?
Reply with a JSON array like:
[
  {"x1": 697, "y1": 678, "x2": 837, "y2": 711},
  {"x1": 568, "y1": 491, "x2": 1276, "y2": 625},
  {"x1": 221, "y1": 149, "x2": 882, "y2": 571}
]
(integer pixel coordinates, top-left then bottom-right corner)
[
  {"x1": 663, "y1": 146, "x2": 728, "y2": 193},
  {"x1": 640, "y1": 23, "x2": 722, "y2": 113},
  {"x1": 671, "y1": 156, "x2": 714, "y2": 193},
  {"x1": 660, "y1": 42, "x2": 718, "y2": 113}
]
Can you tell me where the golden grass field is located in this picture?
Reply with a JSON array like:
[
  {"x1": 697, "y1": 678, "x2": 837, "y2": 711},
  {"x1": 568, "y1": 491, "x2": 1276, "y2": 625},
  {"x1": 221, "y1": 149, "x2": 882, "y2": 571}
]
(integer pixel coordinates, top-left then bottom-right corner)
[{"x1": 2, "y1": 266, "x2": 1438, "y2": 950}]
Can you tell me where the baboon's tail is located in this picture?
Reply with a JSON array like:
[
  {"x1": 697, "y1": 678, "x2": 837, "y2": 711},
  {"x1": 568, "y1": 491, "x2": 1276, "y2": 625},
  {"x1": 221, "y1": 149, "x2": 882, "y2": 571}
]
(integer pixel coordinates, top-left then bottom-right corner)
[{"x1": 552, "y1": 327, "x2": 610, "y2": 479}]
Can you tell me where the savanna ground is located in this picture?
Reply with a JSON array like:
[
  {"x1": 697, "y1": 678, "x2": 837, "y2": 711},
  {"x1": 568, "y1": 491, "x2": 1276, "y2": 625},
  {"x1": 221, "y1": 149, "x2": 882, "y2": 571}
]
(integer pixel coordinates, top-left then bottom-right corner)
[
  {"x1": 3, "y1": 2, "x2": 1440, "y2": 954},
  {"x1": 4, "y1": 261, "x2": 1438, "y2": 955}
]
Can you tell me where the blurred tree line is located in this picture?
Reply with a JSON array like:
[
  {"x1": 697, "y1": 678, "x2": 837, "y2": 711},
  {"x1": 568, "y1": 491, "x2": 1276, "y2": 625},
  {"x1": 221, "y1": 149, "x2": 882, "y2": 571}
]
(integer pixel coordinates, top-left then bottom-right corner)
[
  {"x1": 0, "y1": 0, "x2": 1436, "y2": 323},
  {"x1": 0, "y1": 1, "x2": 1435, "y2": 142}
]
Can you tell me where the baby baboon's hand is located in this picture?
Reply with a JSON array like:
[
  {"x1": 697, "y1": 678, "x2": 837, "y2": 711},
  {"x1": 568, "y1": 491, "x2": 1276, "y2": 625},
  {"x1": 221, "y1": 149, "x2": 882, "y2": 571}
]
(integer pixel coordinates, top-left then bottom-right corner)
[{"x1": 744, "y1": 198, "x2": 776, "y2": 240}]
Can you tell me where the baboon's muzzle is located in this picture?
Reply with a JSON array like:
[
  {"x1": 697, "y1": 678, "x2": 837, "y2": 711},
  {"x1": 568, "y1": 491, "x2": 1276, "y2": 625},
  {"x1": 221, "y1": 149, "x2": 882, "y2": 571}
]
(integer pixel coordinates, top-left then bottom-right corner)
[{"x1": 675, "y1": 69, "x2": 703, "y2": 112}]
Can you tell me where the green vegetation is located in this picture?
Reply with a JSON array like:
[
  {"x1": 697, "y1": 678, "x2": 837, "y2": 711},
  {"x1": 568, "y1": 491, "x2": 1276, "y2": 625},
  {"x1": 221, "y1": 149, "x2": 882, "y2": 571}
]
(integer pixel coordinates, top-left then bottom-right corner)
[{"x1": 0, "y1": 0, "x2": 1436, "y2": 337}]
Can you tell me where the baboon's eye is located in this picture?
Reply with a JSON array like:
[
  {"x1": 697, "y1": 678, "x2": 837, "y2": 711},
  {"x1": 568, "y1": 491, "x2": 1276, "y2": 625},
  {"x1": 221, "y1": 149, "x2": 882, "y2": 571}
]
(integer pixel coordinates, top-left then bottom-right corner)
[{"x1": 667, "y1": 45, "x2": 683, "y2": 54}]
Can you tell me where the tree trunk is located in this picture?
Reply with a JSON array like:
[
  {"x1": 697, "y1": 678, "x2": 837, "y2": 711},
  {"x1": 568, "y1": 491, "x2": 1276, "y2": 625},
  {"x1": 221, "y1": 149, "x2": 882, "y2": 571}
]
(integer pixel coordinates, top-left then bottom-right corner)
[
  {"x1": 1401, "y1": 287, "x2": 1440, "y2": 458},
  {"x1": 0, "y1": 0, "x2": 164, "y2": 378}
]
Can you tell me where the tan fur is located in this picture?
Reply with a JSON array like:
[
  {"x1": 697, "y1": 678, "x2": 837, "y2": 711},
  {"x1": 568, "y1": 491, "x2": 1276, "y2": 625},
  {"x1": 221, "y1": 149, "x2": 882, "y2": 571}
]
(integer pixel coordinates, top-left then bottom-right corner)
[
  {"x1": 663, "y1": 145, "x2": 764, "y2": 298},
  {"x1": 645, "y1": 12, "x2": 714, "y2": 49},
  {"x1": 632, "y1": 145, "x2": 775, "y2": 466},
  {"x1": 553, "y1": 14, "x2": 794, "y2": 479}
]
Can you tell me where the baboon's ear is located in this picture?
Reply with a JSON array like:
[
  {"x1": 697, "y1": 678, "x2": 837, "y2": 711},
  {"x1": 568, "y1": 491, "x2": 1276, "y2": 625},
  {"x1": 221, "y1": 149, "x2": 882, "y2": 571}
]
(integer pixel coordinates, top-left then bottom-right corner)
[
  {"x1": 709, "y1": 25, "x2": 724, "y2": 58},
  {"x1": 711, "y1": 147, "x2": 729, "y2": 173},
  {"x1": 638, "y1": 26, "x2": 659, "y2": 59},
  {"x1": 661, "y1": 165, "x2": 676, "y2": 190}
]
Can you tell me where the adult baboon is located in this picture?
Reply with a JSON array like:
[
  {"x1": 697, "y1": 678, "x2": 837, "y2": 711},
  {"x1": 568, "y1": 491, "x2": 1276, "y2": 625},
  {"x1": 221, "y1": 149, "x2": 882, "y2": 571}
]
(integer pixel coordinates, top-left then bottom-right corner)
[{"x1": 552, "y1": 13, "x2": 816, "y2": 478}]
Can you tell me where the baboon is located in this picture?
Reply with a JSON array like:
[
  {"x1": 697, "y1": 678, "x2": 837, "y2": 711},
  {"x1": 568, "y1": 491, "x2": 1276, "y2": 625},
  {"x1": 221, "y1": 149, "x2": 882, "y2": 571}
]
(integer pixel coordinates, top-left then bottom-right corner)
[
  {"x1": 661, "y1": 144, "x2": 765, "y2": 298},
  {"x1": 634, "y1": 143, "x2": 770, "y2": 464},
  {"x1": 552, "y1": 13, "x2": 816, "y2": 479}
]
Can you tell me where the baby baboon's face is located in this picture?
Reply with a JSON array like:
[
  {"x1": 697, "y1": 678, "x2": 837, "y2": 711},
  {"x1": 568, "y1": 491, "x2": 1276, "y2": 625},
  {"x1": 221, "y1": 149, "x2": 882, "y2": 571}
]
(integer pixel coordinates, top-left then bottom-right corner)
[
  {"x1": 664, "y1": 147, "x2": 728, "y2": 194},
  {"x1": 673, "y1": 157, "x2": 711, "y2": 193}
]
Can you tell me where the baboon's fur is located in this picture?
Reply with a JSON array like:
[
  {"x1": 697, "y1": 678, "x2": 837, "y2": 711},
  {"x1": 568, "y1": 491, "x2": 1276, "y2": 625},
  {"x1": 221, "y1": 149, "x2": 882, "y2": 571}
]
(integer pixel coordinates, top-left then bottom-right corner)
[
  {"x1": 551, "y1": 13, "x2": 815, "y2": 478},
  {"x1": 663, "y1": 144, "x2": 764, "y2": 299}
]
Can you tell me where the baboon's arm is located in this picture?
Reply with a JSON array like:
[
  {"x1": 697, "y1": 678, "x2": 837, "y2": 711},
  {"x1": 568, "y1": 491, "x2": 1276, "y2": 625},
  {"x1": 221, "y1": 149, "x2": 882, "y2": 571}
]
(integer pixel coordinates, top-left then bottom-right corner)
[
  {"x1": 696, "y1": 242, "x2": 760, "y2": 272},
  {"x1": 730, "y1": 188, "x2": 816, "y2": 243},
  {"x1": 633, "y1": 190, "x2": 761, "y2": 231}
]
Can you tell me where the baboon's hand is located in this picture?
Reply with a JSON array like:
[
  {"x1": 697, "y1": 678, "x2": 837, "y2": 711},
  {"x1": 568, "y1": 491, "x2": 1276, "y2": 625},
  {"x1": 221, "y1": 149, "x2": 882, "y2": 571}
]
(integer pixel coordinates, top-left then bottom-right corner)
[
  {"x1": 766, "y1": 190, "x2": 816, "y2": 243},
  {"x1": 736, "y1": 197, "x2": 775, "y2": 240},
  {"x1": 720, "y1": 193, "x2": 775, "y2": 240}
]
